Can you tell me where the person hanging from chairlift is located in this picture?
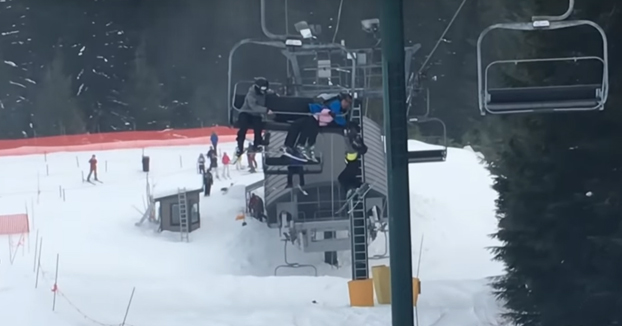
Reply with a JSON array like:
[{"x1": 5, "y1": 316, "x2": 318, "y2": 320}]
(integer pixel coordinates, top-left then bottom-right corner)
[
  {"x1": 281, "y1": 92, "x2": 353, "y2": 161},
  {"x1": 286, "y1": 156, "x2": 305, "y2": 189},
  {"x1": 235, "y1": 77, "x2": 274, "y2": 158},
  {"x1": 338, "y1": 121, "x2": 368, "y2": 197}
]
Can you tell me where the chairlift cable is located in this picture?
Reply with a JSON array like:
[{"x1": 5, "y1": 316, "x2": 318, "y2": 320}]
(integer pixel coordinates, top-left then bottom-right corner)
[
  {"x1": 416, "y1": 0, "x2": 468, "y2": 77},
  {"x1": 331, "y1": 0, "x2": 345, "y2": 44}
]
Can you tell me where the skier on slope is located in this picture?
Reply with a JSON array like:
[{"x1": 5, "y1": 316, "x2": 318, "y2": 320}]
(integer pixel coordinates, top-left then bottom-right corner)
[
  {"x1": 235, "y1": 77, "x2": 274, "y2": 158},
  {"x1": 87, "y1": 154, "x2": 99, "y2": 182},
  {"x1": 338, "y1": 122, "x2": 368, "y2": 196}
]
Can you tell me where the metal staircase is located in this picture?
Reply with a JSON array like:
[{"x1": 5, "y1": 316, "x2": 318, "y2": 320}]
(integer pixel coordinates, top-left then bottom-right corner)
[
  {"x1": 177, "y1": 188, "x2": 190, "y2": 242},
  {"x1": 348, "y1": 98, "x2": 369, "y2": 279}
]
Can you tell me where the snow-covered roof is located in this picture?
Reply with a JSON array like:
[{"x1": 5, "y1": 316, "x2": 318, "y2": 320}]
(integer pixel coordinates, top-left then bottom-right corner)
[{"x1": 152, "y1": 174, "x2": 203, "y2": 199}]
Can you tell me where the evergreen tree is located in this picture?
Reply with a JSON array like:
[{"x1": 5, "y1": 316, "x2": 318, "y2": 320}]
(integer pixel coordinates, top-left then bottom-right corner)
[
  {"x1": 53, "y1": 0, "x2": 138, "y2": 132},
  {"x1": 31, "y1": 49, "x2": 84, "y2": 136},
  {"x1": 0, "y1": 0, "x2": 35, "y2": 138},
  {"x1": 120, "y1": 38, "x2": 167, "y2": 130},
  {"x1": 485, "y1": 0, "x2": 622, "y2": 325}
]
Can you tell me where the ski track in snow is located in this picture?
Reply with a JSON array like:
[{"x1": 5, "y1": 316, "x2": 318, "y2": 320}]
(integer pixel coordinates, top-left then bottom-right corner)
[{"x1": 0, "y1": 141, "x2": 505, "y2": 326}]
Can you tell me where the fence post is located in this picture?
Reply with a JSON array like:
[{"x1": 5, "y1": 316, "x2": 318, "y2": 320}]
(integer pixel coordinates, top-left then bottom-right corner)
[
  {"x1": 52, "y1": 253, "x2": 59, "y2": 311},
  {"x1": 35, "y1": 237, "x2": 43, "y2": 288},
  {"x1": 121, "y1": 287, "x2": 136, "y2": 326},
  {"x1": 33, "y1": 230, "x2": 39, "y2": 272}
]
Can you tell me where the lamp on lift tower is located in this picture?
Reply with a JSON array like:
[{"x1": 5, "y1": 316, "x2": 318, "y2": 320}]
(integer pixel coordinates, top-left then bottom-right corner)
[
  {"x1": 361, "y1": 18, "x2": 380, "y2": 34},
  {"x1": 294, "y1": 21, "x2": 314, "y2": 39}
]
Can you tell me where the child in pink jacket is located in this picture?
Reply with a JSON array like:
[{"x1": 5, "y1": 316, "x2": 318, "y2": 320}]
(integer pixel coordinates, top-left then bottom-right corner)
[{"x1": 281, "y1": 93, "x2": 352, "y2": 161}]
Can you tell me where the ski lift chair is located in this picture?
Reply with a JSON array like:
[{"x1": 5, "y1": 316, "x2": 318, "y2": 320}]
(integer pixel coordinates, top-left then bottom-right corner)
[
  {"x1": 262, "y1": 154, "x2": 324, "y2": 175},
  {"x1": 407, "y1": 117, "x2": 448, "y2": 163},
  {"x1": 229, "y1": 81, "x2": 317, "y2": 131},
  {"x1": 476, "y1": 0, "x2": 609, "y2": 115}
]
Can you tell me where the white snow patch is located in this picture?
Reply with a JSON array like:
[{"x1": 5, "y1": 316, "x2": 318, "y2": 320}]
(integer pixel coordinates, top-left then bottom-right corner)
[{"x1": 0, "y1": 141, "x2": 504, "y2": 326}]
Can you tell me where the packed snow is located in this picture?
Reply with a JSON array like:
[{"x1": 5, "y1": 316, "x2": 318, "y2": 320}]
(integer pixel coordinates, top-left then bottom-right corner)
[{"x1": 0, "y1": 140, "x2": 505, "y2": 326}]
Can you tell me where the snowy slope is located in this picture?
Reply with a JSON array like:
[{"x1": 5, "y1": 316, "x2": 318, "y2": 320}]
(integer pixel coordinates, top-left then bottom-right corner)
[{"x1": 0, "y1": 141, "x2": 504, "y2": 326}]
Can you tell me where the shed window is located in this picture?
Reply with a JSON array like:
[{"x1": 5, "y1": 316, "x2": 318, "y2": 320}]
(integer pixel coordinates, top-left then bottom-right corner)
[
  {"x1": 170, "y1": 198, "x2": 199, "y2": 226},
  {"x1": 190, "y1": 201, "x2": 199, "y2": 223},
  {"x1": 170, "y1": 203, "x2": 180, "y2": 225}
]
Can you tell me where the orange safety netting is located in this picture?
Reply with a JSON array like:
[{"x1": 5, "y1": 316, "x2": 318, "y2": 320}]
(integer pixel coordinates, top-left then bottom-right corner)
[{"x1": 0, "y1": 126, "x2": 244, "y2": 156}]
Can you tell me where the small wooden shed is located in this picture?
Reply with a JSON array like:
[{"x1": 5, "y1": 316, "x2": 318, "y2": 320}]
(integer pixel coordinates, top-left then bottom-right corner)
[{"x1": 154, "y1": 188, "x2": 203, "y2": 233}]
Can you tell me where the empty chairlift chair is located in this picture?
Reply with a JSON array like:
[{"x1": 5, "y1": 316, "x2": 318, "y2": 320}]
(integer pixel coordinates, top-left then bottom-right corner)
[
  {"x1": 476, "y1": 0, "x2": 609, "y2": 115},
  {"x1": 407, "y1": 116, "x2": 448, "y2": 163}
]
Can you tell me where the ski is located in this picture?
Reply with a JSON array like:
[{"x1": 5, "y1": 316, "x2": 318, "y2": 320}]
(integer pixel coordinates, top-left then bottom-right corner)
[
  {"x1": 230, "y1": 149, "x2": 248, "y2": 165},
  {"x1": 86, "y1": 181, "x2": 96, "y2": 185},
  {"x1": 297, "y1": 184, "x2": 308, "y2": 196},
  {"x1": 334, "y1": 183, "x2": 371, "y2": 215},
  {"x1": 280, "y1": 150, "x2": 307, "y2": 162}
]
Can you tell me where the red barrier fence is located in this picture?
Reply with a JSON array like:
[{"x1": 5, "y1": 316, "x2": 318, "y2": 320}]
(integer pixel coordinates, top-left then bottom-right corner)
[{"x1": 0, "y1": 126, "x2": 242, "y2": 157}]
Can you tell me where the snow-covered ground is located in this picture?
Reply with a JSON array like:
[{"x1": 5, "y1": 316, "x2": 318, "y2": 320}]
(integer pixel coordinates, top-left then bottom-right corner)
[{"x1": 0, "y1": 140, "x2": 504, "y2": 326}]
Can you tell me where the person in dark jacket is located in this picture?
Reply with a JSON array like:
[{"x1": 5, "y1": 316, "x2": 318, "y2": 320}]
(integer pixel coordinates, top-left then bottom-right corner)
[
  {"x1": 338, "y1": 122, "x2": 368, "y2": 195},
  {"x1": 248, "y1": 193, "x2": 258, "y2": 216},
  {"x1": 202, "y1": 170, "x2": 214, "y2": 196},
  {"x1": 236, "y1": 77, "x2": 273, "y2": 157},
  {"x1": 207, "y1": 146, "x2": 218, "y2": 172},
  {"x1": 255, "y1": 196, "x2": 267, "y2": 222}
]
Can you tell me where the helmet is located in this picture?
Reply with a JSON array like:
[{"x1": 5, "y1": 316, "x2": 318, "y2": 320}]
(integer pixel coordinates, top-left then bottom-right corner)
[
  {"x1": 254, "y1": 77, "x2": 269, "y2": 94},
  {"x1": 339, "y1": 92, "x2": 353, "y2": 101}
]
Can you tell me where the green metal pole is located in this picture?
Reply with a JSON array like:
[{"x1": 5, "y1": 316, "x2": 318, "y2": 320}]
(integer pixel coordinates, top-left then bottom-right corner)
[{"x1": 380, "y1": 0, "x2": 415, "y2": 325}]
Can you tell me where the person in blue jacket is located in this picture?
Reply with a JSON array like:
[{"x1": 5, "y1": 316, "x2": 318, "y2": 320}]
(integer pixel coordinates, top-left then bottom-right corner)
[
  {"x1": 281, "y1": 92, "x2": 352, "y2": 161},
  {"x1": 210, "y1": 131, "x2": 218, "y2": 153}
]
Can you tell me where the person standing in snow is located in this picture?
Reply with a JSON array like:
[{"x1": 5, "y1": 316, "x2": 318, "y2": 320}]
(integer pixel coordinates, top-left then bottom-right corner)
[
  {"x1": 221, "y1": 152, "x2": 231, "y2": 178},
  {"x1": 197, "y1": 153, "x2": 206, "y2": 174},
  {"x1": 207, "y1": 146, "x2": 217, "y2": 170},
  {"x1": 210, "y1": 131, "x2": 219, "y2": 153},
  {"x1": 202, "y1": 170, "x2": 214, "y2": 196},
  {"x1": 248, "y1": 193, "x2": 258, "y2": 216},
  {"x1": 338, "y1": 122, "x2": 367, "y2": 195},
  {"x1": 87, "y1": 154, "x2": 99, "y2": 182}
]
